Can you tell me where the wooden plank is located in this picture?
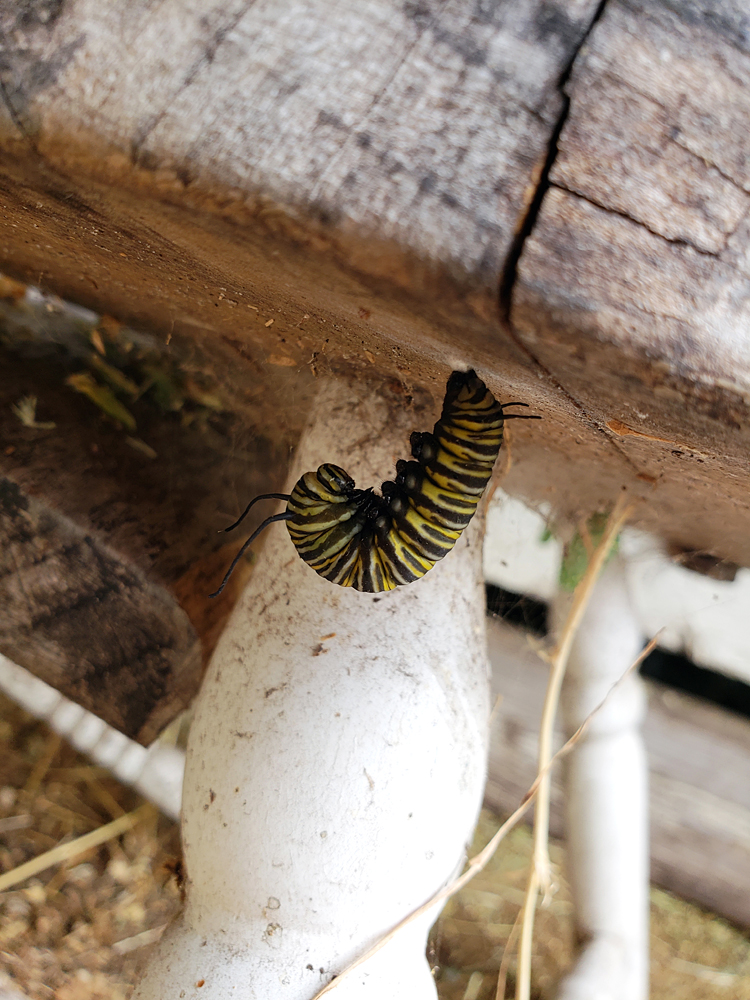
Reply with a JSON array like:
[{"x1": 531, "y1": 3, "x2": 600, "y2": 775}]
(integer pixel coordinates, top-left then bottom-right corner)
[
  {"x1": 484, "y1": 618, "x2": 750, "y2": 928},
  {"x1": 0, "y1": 0, "x2": 597, "y2": 299},
  {"x1": 2, "y1": 0, "x2": 750, "y2": 710},
  {"x1": 0, "y1": 0, "x2": 600, "y2": 714},
  {"x1": 0, "y1": 291, "x2": 289, "y2": 740},
  {"x1": 0, "y1": 0, "x2": 596, "y2": 415},
  {"x1": 1, "y1": 1, "x2": 748, "y2": 558},
  {"x1": 511, "y1": 0, "x2": 750, "y2": 561},
  {"x1": 0, "y1": 477, "x2": 199, "y2": 745}
]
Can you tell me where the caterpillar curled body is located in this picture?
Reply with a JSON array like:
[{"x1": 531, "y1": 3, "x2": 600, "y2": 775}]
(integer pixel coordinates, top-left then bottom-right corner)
[{"x1": 210, "y1": 370, "x2": 539, "y2": 597}]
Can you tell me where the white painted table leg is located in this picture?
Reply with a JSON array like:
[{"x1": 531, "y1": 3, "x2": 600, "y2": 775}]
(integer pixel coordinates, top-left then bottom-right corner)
[
  {"x1": 133, "y1": 376, "x2": 491, "y2": 1000},
  {"x1": 552, "y1": 558, "x2": 649, "y2": 1000}
]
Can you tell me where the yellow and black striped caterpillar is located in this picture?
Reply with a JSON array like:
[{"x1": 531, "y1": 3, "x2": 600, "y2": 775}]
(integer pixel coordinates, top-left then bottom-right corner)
[{"x1": 210, "y1": 370, "x2": 539, "y2": 596}]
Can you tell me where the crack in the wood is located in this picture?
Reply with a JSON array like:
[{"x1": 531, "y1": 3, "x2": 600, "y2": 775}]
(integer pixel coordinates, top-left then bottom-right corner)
[
  {"x1": 593, "y1": 67, "x2": 749, "y2": 208},
  {"x1": 0, "y1": 73, "x2": 34, "y2": 147},
  {"x1": 498, "y1": 0, "x2": 610, "y2": 321},
  {"x1": 306, "y1": 14, "x2": 436, "y2": 209},
  {"x1": 0, "y1": 14, "x2": 31, "y2": 142},
  {"x1": 515, "y1": 101, "x2": 553, "y2": 129},
  {"x1": 130, "y1": 1, "x2": 257, "y2": 163},
  {"x1": 671, "y1": 133, "x2": 749, "y2": 197},
  {"x1": 27, "y1": 579, "x2": 121, "y2": 632},
  {"x1": 552, "y1": 182, "x2": 721, "y2": 259},
  {"x1": 609, "y1": 80, "x2": 748, "y2": 203},
  {"x1": 496, "y1": 0, "x2": 646, "y2": 479}
]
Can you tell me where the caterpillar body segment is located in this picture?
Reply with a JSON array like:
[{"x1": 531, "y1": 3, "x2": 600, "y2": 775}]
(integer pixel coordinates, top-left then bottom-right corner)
[{"x1": 209, "y1": 371, "x2": 539, "y2": 598}]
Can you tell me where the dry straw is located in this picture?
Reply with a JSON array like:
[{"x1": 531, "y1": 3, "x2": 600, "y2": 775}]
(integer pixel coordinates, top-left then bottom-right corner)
[
  {"x1": 514, "y1": 494, "x2": 634, "y2": 999},
  {"x1": 0, "y1": 803, "x2": 153, "y2": 893}
]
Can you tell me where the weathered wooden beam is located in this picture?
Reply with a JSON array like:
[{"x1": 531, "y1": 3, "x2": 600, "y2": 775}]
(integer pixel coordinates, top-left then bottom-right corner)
[
  {"x1": 0, "y1": 476, "x2": 199, "y2": 744},
  {"x1": 0, "y1": 0, "x2": 598, "y2": 724},
  {"x1": 512, "y1": 0, "x2": 750, "y2": 561},
  {"x1": 0, "y1": 0, "x2": 746, "y2": 538},
  {"x1": 0, "y1": 0, "x2": 746, "y2": 562},
  {"x1": 0, "y1": 293, "x2": 286, "y2": 740},
  {"x1": 1, "y1": 0, "x2": 750, "y2": 725},
  {"x1": 0, "y1": 0, "x2": 594, "y2": 301}
]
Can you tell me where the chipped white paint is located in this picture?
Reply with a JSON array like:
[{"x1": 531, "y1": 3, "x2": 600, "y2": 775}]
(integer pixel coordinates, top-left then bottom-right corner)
[{"x1": 134, "y1": 377, "x2": 491, "y2": 999}]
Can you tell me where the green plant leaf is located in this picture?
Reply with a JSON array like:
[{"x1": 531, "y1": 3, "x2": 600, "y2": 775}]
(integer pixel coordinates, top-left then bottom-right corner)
[
  {"x1": 66, "y1": 372, "x2": 137, "y2": 431},
  {"x1": 88, "y1": 353, "x2": 140, "y2": 396},
  {"x1": 559, "y1": 511, "x2": 619, "y2": 591},
  {"x1": 141, "y1": 361, "x2": 185, "y2": 412}
]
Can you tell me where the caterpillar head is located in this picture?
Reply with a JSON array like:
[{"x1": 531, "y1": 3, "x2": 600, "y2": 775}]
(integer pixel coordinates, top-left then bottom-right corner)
[
  {"x1": 316, "y1": 464, "x2": 356, "y2": 497},
  {"x1": 444, "y1": 368, "x2": 484, "y2": 403}
]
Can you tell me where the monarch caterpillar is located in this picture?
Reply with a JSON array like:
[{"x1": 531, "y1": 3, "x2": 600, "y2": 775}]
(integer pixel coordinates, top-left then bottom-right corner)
[{"x1": 210, "y1": 370, "x2": 539, "y2": 596}]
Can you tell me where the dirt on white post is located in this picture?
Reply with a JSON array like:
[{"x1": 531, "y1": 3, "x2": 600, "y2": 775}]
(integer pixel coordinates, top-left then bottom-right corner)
[
  {"x1": 552, "y1": 557, "x2": 649, "y2": 1000},
  {"x1": 133, "y1": 374, "x2": 491, "y2": 1000}
]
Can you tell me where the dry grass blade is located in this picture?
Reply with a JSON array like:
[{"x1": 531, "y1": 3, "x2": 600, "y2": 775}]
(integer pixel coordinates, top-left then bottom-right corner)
[
  {"x1": 81, "y1": 770, "x2": 128, "y2": 820},
  {"x1": 495, "y1": 906, "x2": 523, "y2": 999},
  {"x1": 23, "y1": 732, "x2": 62, "y2": 796},
  {"x1": 0, "y1": 803, "x2": 152, "y2": 893},
  {"x1": 488, "y1": 694, "x2": 504, "y2": 729},
  {"x1": 463, "y1": 971, "x2": 484, "y2": 1000},
  {"x1": 112, "y1": 924, "x2": 168, "y2": 955}
]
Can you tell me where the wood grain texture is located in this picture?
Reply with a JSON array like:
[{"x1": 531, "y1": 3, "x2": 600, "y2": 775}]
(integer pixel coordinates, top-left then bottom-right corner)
[
  {"x1": 511, "y1": 0, "x2": 750, "y2": 558},
  {"x1": 0, "y1": 0, "x2": 599, "y2": 713},
  {"x1": 0, "y1": 476, "x2": 200, "y2": 744},
  {"x1": 2, "y1": 0, "x2": 750, "y2": 704},
  {"x1": 0, "y1": 0, "x2": 598, "y2": 295},
  {"x1": 0, "y1": 0, "x2": 599, "y2": 394},
  {"x1": 484, "y1": 619, "x2": 750, "y2": 929},
  {"x1": 0, "y1": 292, "x2": 289, "y2": 732}
]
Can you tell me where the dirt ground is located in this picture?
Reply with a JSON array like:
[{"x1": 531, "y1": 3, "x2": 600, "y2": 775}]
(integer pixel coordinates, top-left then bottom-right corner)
[{"x1": 1, "y1": 690, "x2": 749, "y2": 999}]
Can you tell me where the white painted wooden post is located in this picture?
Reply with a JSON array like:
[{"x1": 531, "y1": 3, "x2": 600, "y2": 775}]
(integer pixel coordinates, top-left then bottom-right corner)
[
  {"x1": 133, "y1": 375, "x2": 491, "y2": 1000},
  {"x1": 552, "y1": 558, "x2": 649, "y2": 1000}
]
